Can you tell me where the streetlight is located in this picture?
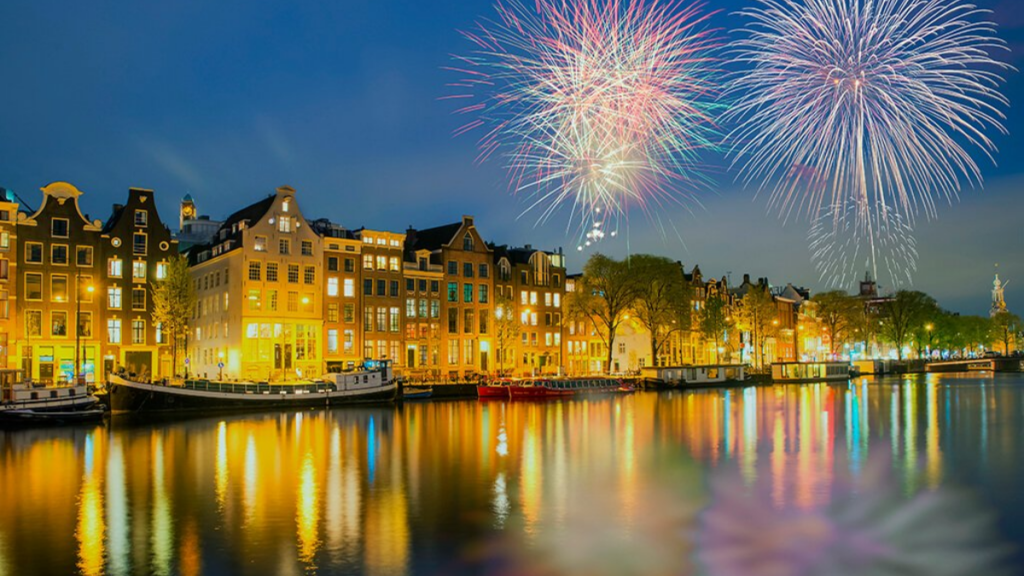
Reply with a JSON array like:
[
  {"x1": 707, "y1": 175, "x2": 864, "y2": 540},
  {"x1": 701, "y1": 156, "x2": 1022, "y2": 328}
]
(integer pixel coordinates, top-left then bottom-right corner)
[
  {"x1": 218, "y1": 351, "x2": 225, "y2": 381},
  {"x1": 75, "y1": 274, "x2": 94, "y2": 386}
]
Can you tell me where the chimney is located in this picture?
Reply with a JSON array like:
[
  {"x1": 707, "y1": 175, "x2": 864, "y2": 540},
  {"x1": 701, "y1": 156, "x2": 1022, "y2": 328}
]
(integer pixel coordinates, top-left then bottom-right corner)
[{"x1": 743, "y1": 273, "x2": 751, "y2": 284}]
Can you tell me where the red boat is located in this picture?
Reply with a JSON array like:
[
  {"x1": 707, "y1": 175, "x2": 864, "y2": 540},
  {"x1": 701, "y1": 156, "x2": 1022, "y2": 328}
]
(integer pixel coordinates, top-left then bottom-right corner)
[
  {"x1": 477, "y1": 383, "x2": 511, "y2": 399},
  {"x1": 507, "y1": 381, "x2": 575, "y2": 399}
]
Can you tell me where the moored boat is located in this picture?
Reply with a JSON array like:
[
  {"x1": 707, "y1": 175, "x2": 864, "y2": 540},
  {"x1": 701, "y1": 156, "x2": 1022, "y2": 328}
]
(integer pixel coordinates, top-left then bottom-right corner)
[
  {"x1": 1, "y1": 369, "x2": 102, "y2": 421},
  {"x1": 402, "y1": 386, "x2": 433, "y2": 400},
  {"x1": 0, "y1": 408, "x2": 106, "y2": 427},
  {"x1": 109, "y1": 360, "x2": 397, "y2": 413},
  {"x1": 477, "y1": 381, "x2": 512, "y2": 399},
  {"x1": 506, "y1": 377, "x2": 623, "y2": 400},
  {"x1": 771, "y1": 361, "x2": 852, "y2": 383}
]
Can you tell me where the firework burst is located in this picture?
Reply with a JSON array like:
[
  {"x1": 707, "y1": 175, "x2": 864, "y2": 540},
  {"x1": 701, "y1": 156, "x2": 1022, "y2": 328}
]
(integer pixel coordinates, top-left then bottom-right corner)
[
  {"x1": 725, "y1": 0, "x2": 1009, "y2": 283},
  {"x1": 446, "y1": 0, "x2": 723, "y2": 241}
]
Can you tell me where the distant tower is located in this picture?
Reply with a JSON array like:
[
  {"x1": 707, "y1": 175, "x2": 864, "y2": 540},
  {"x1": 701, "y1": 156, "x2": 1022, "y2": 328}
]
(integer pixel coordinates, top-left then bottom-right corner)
[
  {"x1": 180, "y1": 194, "x2": 196, "y2": 231},
  {"x1": 991, "y1": 266, "x2": 1009, "y2": 317},
  {"x1": 859, "y1": 271, "x2": 878, "y2": 298}
]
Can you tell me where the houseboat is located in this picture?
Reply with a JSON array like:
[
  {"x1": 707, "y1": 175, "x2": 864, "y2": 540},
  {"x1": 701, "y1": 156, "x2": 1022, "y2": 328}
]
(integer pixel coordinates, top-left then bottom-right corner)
[
  {"x1": 771, "y1": 361, "x2": 852, "y2": 383},
  {"x1": 1, "y1": 369, "x2": 104, "y2": 425},
  {"x1": 641, "y1": 364, "x2": 749, "y2": 389},
  {"x1": 482, "y1": 377, "x2": 624, "y2": 400},
  {"x1": 109, "y1": 360, "x2": 396, "y2": 413}
]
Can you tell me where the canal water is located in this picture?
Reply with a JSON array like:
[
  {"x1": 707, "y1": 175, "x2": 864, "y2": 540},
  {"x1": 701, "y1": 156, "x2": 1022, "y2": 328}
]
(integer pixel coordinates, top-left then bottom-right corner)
[{"x1": 1, "y1": 373, "x2": 1023, "y2": 576}]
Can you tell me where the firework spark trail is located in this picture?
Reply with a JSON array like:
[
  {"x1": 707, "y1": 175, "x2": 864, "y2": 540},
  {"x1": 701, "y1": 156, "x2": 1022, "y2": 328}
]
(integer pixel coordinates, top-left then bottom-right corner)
[
  {"x1": 446, "y1": 0, "x2": 723, "y2": 245},
  {"x1": 809, "y1": 204, "x2": 919, "y2": 289},
  {"x1": 724, "y1": 0, "x2": 1009, "y2": 284}
]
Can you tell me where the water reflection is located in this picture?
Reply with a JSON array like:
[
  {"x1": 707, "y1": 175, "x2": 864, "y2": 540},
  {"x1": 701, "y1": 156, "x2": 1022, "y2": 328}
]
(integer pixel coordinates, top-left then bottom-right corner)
[{"x1": 0, "y1": 374, "x2": 1021, "y2": 575}]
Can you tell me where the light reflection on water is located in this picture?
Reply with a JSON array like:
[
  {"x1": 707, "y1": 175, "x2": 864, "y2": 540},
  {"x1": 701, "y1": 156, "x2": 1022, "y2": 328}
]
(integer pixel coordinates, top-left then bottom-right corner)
[{"x1": 0, "y1": 373, "x2": 1022, "y2": 575}]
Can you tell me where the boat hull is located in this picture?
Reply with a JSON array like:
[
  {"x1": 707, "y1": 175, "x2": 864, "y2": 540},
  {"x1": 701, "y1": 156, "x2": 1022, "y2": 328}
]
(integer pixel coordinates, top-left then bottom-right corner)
[
  {"x1": 109, "y1": 377, "x2": 396, "y2": 413},
  {"x1": 0, "y1": 394, "x2": 99, "y2": 413},
  {"x1": 508, "y1": 386, "x2": 575, "y2": 400},
  {"x1": 477, "y1": 385, "x2": 510, "y2": 399}
]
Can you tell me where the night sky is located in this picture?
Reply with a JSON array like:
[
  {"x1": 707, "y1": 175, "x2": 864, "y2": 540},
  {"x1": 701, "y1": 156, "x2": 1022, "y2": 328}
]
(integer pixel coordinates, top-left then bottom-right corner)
[{"x1": 2, "y1": 0, "x2": 1022, "y2": 315}]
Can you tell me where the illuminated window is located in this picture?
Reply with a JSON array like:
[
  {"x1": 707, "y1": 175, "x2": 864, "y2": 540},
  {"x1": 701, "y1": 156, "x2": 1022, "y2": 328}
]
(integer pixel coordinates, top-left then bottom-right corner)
[
  {"x1": 133, "y1": 261, "x2": 147, "y2": 280},
  {"x1": 343, "y1": 278, "x2": 354, "y2": 298},
  {"x1": 25, "y1": 273, "x2": 43, "y2": 300},
  {"x1": 25, "y1": 310, "x2": 42, "y2": 337},
  {"x1": 343, "y1": 330, "x2": 354, "y2": 352},
  {"x1": 431, "y1": 300, "x2": 439, "y2": 318},
  {"x1": 78, "y1": 311, "x2": 92, "y2": 338},
  {"x1": 418, "y1": 299, "x2": 427, "y2": 318},
  {"x1": 245, "y1": 289, "x2": 259, "y2": 311},
  {"x1": 51, "y1": 275, "x2": 68, "y2": 302},
  {"x1": 363, "y1": 254, "x2": 373, "y2": 269},
  {"x1": 108, "y1": 287, "x2": 122, "y2": 309},
  {"x1": 376, "y1": 256, "x2": 387, "y2": 270},
  {"x1": 107, "y1": 319, "x2": 122, "y2": 344},
  {"x1": 554, "y1": 293, "x2": 561, "y2": 307},
  {"x1": 447, "y1": 282, "x2": 458, "y2": 302},
  {"x1": 328, "y1": 330, "x2": 338, "y2": 354},
  {"x1": 288, "y1": 291, "x2": 298, "y2": 312},
  {"x1": 156, "y1": 262, "x2": 168, "y2": 280},
  {"x1": 406, "y1": 298, "x2": 416, "y2": 317},
  {"x1": 278, "y1": 216, "x2": 292, "y2": 233},
  {"x1": 389, "y1": 257, "x2": 399, "y2": 272},
  {"x1": 328, "y1": 303, "x2": 339, "y2": 322},
  {"x1": 254, "y1": 236, "x2": 267, "y2": 252},
  {"x1": 376, "y1": 307, "x2": 386, "y2": 332},
  {"x1": 267, "y1": 290, "x2": 277, "y2": 312},
  {"x1": 328, "y1": 277, "x2": 339, "y2": 297},
  {"x1": 390, "y1": 307, "x2": 400, "y2": 332},
  {"x1": 50, "y1": 311, "x2": 67, "y2": 336},
  {"x1": 132, "y1": 320, "x2": 146, "y2": 345}
]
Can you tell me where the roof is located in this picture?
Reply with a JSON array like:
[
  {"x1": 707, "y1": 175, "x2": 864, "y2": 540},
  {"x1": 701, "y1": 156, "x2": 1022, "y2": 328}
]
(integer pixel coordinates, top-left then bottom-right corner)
[
  {"x1": 406, "y1": 221, "x2": 462, "y2": 252},
  {"x1": 187, "y1": 195, "x2": 275, "y2": 264},
  {"x1": 183, "y1": 193, "x2": 194, "y2": 202}
]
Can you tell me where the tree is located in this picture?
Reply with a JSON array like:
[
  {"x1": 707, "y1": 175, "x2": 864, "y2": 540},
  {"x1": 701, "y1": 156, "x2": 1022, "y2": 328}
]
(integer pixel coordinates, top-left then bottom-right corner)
[
  {"x1": 737, "y1": 286, "x2": 777, "y2": 370},
  {"x1": 629, "y1": 255, "x2": 692, "y2": 367},
  {"x1": 989, "y1": 311, "x2": 1020, "y2": 355},
  {"x1": 813, "y1": 290, "x2": 862, "y2": 356},
  {"x1": 960, "y1": 316, "x2": 991, "y2": 356},
  {"x1": 698, "y1": 292, "x2": 731, "y2": 364},
  {"x1": 567, "y1": 254, "x2": 638, "y2": 374},
  {"x1": 152, "y1": 254, "x2": 197, "y2": 377},
  {"x1": 877, "y1": 291, "x2": 937, "y2": 360},
  {"x1": 493, "y1": 294, "x2": 521, "y2": 376}
]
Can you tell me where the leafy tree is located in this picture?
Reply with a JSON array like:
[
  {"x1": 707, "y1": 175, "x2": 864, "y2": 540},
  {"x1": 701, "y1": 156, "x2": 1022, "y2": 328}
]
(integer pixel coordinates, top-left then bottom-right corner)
[
  {"x1": 493, "y1": 294, "x2": 521, "y2": 376},
  {"x1": 152, "y1": 254, "x2": 197, "y2": 377},
  {"x1": 813, "y1": 290, "x2": 862, "y2": 355},
  {"x1": 960, "y1": 316, "x2": 992, "y2": 356},
  {"x1": 989, "y1": 311, "x2": 1021, "y2": 355},
  {"x1": 877, "y1": 291, "x2": 937, "y2": 360},
  {"x1": 698, "y1": 292, "x2": 731, "y2": 364},
  {"x1": 629, "y1": 255, "x2": 692, "y2": 367},
  {"x1": 737, "y1": 286, "x2": 777, "y2": 369},
  {"x1": 567, "y1": 254, "x2": 638, "y2": 374}
]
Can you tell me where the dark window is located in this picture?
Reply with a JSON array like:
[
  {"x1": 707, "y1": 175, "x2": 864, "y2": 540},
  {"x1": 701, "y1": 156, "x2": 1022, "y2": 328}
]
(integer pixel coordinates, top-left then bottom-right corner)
[
  {"x1": 344, "y1": 258, "x2": 354, "y2": 272},
  {"x1": 479, "y1": 264, "x2": 489, "y2": 278},
  {"x1": 448, "y1": 309, "x2": 458, "y2": 334},
  {"x1": 328, "y1": 257, "x2": 339, "y2": 272},
  {"x1": 463, "y1": 234, "x2": 474, "y2": 251},
  {"x1": 26, "y1": 243, "x2": 43, "y2": 263},
  {"x1": 363, "y1": 279, "x2": 373, "y2": 295},
  {"x1": 377, "y1": 279, "x2": 386, "y2": 296},
  {"x1": 448, "y1": 261, "x2": 458, "y2": 275},
  {"x1": 418, "y1": 279, "x2": 427, "y2": 292},
  {"x1": 51, "y1": 245, "x2": 68, "y2": 265},
  {"x1": 430, "y1": 280, "x2": 439, "y2": 293},
  {"x1": 406, "y1": 278, "x2": 415, "y2": 292},
  {"x1": 51, "y1": 219, "x2": 69, "y2": 238},
  {"x1": 390, "y1": 280, "x2": 399, "y2": 297},
  {"x1": 463, "y1": 263, "x2": 474, "y2": 278},
  {"x1": 133, "y1": 233, "x2": 147, "y2": 255}
]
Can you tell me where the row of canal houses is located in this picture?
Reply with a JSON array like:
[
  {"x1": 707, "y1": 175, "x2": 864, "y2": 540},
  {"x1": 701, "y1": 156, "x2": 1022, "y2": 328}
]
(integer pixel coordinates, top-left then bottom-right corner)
[
  {"x1": 0, "y1": 182, "x2": 818, "y2": 385},
  {"x1": 0, "y1": 183, "x2": 575, "y2": 384}
]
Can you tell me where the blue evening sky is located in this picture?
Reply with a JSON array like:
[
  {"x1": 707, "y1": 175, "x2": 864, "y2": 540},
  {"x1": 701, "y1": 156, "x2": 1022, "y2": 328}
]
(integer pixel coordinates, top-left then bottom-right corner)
[{"x1": 1, "y1": 0, "x2": 1022, "y2": 314}]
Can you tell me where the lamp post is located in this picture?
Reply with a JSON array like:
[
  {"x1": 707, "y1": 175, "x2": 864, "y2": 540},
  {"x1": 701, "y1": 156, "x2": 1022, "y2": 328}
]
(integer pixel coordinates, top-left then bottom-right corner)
[{"x1": 75, "y1": 274, "x2": 94, "y2": 385}]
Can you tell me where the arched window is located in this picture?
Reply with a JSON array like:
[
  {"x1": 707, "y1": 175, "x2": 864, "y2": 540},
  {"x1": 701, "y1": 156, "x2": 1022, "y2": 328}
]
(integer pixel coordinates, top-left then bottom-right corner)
[{"x1": 463, "y1": 234, "x2": 474, "y2": 252}]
